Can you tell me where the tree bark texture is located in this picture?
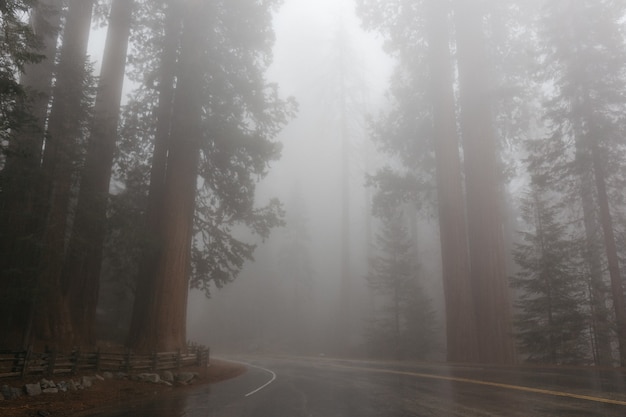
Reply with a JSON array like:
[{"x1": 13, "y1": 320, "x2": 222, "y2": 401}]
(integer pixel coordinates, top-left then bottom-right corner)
[
  {"x1": 62, "y1": 0, "x2": 134, "y2": 347},
  {"x1": 130, "y1": 0, "x2": 204, "y2": 352},
  {"x1": 0, "y1": 0, "x2": 63, "y2": 348},
  {"x1": 576, "y1": 152, "x2": 613, "y2": 366},
  {"x1": 33, "y1": 0, "x2": 95, "y2": 346},
  {"x1": 453, "y1": 0, "x2": 516, "y2": 364},
  {"x1": 590, "y1": 141, "x2": 626, "y2": 366},
  {"x1": 127, "y1": 0, "x2": 182, "y2": 349},
  {"x1": 426, "y1": 0, "x2": 479, "y2": 363}
]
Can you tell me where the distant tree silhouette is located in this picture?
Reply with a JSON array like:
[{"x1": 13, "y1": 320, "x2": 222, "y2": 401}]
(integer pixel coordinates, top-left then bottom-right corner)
[
  {"x1": 512, "y1": 180, "x2": 588, "y2": 364},
  {"x1": 365, "y1": 209, "x2": 437, "y2": 359}
]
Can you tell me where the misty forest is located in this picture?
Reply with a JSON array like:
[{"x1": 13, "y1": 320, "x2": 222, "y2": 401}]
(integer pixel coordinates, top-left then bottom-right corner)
[{"x1": 2, "y1": 0, "x2": 626, "y2": 368}]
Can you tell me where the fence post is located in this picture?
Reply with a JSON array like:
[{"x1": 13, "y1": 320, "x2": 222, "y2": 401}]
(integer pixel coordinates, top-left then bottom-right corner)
[
  {"x1": 124, "y1": 349, "x2": 132, "y2": 373},
  {"x1": 176, "y1": 349, "x2": 181, "y2": 370},
  {"x1": 151, "y1": 351, "x2": 158, "y2": 372},
  {"x1": 21, "y1": 346, "x2": 32, "y2": 378},
  {"x1": 195, "y1": 348, "x2": 201, "y2": 367},
  {"x1": 95, "y1": 348, "x2": 101, "y2": 372},
  {"x1": 47, "y1": 349, "x2": 57, "y2": 377},
  {"x1": 71, "y1": 349, "x2": 81, "y2": 374}
]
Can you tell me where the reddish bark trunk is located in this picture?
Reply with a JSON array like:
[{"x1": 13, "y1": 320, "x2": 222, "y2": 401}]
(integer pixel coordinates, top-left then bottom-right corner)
[
  {"x1": 575, "y1": 151, "x2": 613, "y2": 365},
  {"x1": 127, "y1": 1, "x2": 182, "y2": 350},
  {"x1": 454, "y1": 0, "x2": 516, "y2": 364},
  {"x1": 0, "y1": 0, "x2": 62, "y2": 348},
  {"x1": 33, "y1": 0, "x2": 95, "y2": 347},
  {"x1": 130, "y1": 0, "x2": 204, "y2": 352},
  {"x1": 426, "y1": 0, "x2": 479, "y2": 363},
  {"x1": 590, "y1": 141, "x2": 626, "y2": 366},
  {"x1": 62, "y1": 0, "x2": 134, "y2": 347}
]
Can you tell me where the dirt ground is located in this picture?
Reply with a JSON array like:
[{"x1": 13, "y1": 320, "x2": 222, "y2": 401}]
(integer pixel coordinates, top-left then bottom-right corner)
[{"x1": 0, "y1": 359, "x2": 247, "y2": 417}]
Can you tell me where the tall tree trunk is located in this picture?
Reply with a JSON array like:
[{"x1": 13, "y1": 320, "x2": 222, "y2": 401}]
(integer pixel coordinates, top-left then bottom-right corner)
[
  {"x1": 576, "y1": 154, "x2": 613, "y2": 366},
  {"x1": 393, "y1": 278, "x2": 400, "y2": 359},
  {"x1": 336, "y1": 22, "x2": 352, "y2": 353},
  {"x1": 426, "y1": 0, "x2": 479, "y2": 363},
  {"x1": 0, "y1": 0, "x2": 63, "y2": 348},
  {"x1": 33, "y1": 0, "x2": 95, "y2": 347},
  {"x1": 564, "y1": 0, "x2": 615, "y2": 367},
  {"x1": 62, "y1": 0, "x2": 134, "y2": 347},
  {"x1": 590, "y1": 141, "x2": 626, "y2": 365},
  {"x1": 127, "y1": 0, "x2": 181, "y2": 349},
  {"x1": 533, "y1": 191, "x2": 557, "y2": 364},
  {"x1": 453, "y1": 0, "x2": 515, "y2": 364},
  {"x1": 130, "y1": 0, "x2": 204, "y2": 352}
]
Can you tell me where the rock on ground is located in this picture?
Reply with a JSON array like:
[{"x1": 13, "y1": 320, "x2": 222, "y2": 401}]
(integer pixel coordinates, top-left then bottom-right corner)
[{"x1": 25, "y1": 383, "x2": 42, "y2": 397}]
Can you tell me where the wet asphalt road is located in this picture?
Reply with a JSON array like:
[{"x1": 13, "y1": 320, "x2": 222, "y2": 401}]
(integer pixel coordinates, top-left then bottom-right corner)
[{"x1": 78, "y1": 356, "x2": 626, "y2": 417}]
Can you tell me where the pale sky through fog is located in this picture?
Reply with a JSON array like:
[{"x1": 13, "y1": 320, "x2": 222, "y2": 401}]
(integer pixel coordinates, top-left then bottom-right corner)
[
  {"x1": 257, "y1": 0, "x2": 393, "y2": 290},
  {"x1": 261, "y1": 0, "x2": 393, "y2": 201},
  {"x1": 87, "y1": 0, "x2": 396, "y2": 349},
  {"x1": 187, "y1": 0, "x2": 398, "y2": 349}
]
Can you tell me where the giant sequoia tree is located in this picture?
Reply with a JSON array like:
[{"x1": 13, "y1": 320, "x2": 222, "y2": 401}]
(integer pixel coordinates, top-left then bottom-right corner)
[
  {"x1": 124, "y1": 0, "x2": 291, "y2": 352},
  {"x1": 357, "y1": 0, "x2": 516, "y2": 363},
  {"x1": 0, "y1": 0, "x2": 53, "y2": 347},
  {"x1": 454, "y1": 0, "x2": 516, "y2": 364},
  {"x1": 63, "y1": 0, "x2": 134, "y2": 347},
  {"x1": 0, "y1": 0, "x2": 291, "y2": 351},
  {"x1": 524, "y1": 0, "x2": 626, "y2": 365},
  {"x1": 35, "y1": 0, "x2": 95, "y2": 346},
  {"x1": 425, "y1": 0, "x2": 478, "y2": 362},
  {"x1": 536, "y1": 1, "x2": 626, "y2": 364}
]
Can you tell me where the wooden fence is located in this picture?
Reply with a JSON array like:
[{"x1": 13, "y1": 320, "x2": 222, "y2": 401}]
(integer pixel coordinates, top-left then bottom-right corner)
[{"x1": 0, "y1": 347, "x2": 209, "y2": 380}]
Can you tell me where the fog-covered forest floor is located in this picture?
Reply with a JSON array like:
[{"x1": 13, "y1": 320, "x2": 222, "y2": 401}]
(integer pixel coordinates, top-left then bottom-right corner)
[{"x1": 0, "y1": 359, "x2": 246, "y2": 417}]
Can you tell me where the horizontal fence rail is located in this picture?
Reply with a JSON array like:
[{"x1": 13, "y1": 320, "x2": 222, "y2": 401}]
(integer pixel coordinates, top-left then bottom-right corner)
[{"x1": 0, "y1": 347, "x2": 209, "y2": 380}]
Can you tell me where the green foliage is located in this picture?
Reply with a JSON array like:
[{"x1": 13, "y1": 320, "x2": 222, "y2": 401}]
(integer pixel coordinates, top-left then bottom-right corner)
[
  {"x1": 97, "y1": 167, "x2": 146, "y2": 342},
  {"x1": 511, "y1": 182, "x2": 589, "y2": 364},
  {"x1": 357, "y1": 1, "x2": 536, "y2": 218},
  {"x1": 113, "y1": 0, "x2": 293, "y2": 299},
  {"x1": 368, "y1": 167, "x2": 430, "y2": 219},
  {"x1": 0, "y1": 0, "x2": 43, "y2": 146},
  {"x1": 528, "y1": 0, "x2": 626, "y2": 196},
  {"x1": 356, "y1": 0, "x2": 438, "y2": 218},
  {"x1": 522, "y1": 0, "x2": 626, "y2": 364}
]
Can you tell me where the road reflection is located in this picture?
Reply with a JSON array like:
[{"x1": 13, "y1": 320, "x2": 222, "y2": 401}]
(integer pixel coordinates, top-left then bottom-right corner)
[
  {"x1": 81, "y1": 387, "x2": 196, "y2": 417},
  {"x1": 77, "y1": 357, "x2": 626, "y2": 417}
]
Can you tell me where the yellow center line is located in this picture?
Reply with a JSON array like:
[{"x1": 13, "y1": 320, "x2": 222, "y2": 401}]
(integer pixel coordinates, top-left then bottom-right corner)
[{"x1": 326, "y1": 362, "x2": 626, "y2": 407}]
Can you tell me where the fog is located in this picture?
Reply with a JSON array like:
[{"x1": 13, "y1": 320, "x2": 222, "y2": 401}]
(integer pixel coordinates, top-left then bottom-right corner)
[
  {"x1": 5, "y1": 0, "x2": 622, "y2": 367},
  {"x1": 187, "y1": 0, "x2": 443, "y2": 357}
]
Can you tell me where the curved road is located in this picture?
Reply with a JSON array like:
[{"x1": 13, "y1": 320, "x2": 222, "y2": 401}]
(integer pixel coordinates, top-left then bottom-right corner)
[{"x1": 81, "y1": 355, "x2": 626, "y2": 416}]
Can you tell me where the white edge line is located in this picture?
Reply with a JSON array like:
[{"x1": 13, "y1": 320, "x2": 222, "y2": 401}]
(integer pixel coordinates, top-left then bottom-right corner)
[
  {"x1": 216, "y1": 358, "x2": 277, "y2": 397},
  {"x1": 244, "y1": 366, "x2": 276, "y2": 397}
]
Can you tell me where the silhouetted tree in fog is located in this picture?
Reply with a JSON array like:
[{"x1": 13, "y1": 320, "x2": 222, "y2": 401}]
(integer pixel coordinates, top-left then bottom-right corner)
[
  {"x1": 126, "y1": 0, "x2": 182, "y2": 350},
  {"x1": 35, "y1": 0, "x2": 95, "y2": 347},
  {"x1": 0, "y1": 0, "x2": 59, "y2": 348},
  {"x1": 511, "y1": 179, "x2": 588, "y2": 364},
  {"x1": 454, "y1": 0, "x2": 515, "y2": 364},
  {"x1": 278, "y1": 184, "x2": 314, "y2": 350},
  {"x1": 63, "y1": 0, "x2": 134, "y2": 347},
  {"x1": 424, "y1": 0, "x2": 478, "y2": 362},
  {"x1": 126, "y1": 0, "x2": 292, "y2": 351},
  {"x1": 357, "y1": 0, "x2": 517, "y2": 363},
  {"x1": 0, "y1": 0, "x2": 291, "y2": 351},
  {"x1": 527, "y1": 0, "x2": 626, "y2": 365},
  {"x1": 365, "y1": 209, "x2": 436, "y2": 359}
]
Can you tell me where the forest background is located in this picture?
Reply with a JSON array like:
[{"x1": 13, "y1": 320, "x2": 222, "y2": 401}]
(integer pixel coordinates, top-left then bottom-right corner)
[{"x1": 2, "y1": 0, "x2": 626, "y2": 368}]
